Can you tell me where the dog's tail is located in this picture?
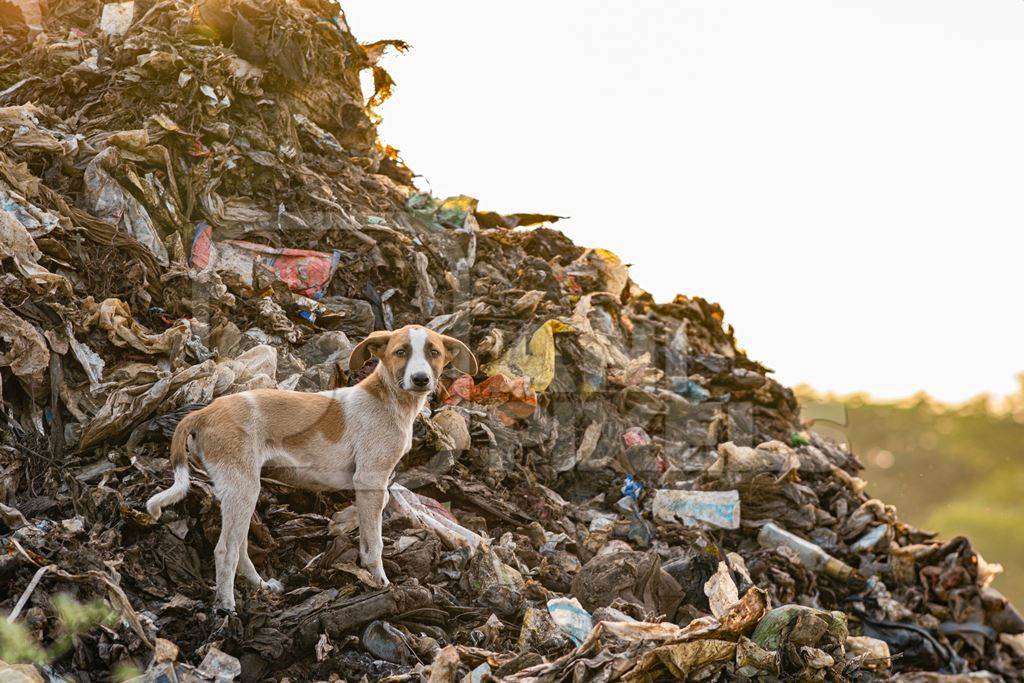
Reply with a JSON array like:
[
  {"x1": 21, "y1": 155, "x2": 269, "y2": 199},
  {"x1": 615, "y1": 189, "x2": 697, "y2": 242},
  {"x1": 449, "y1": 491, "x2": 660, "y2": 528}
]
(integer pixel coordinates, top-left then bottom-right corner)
[{"x1": 146, "y1": 409, "x2": 204, "y2": 520}]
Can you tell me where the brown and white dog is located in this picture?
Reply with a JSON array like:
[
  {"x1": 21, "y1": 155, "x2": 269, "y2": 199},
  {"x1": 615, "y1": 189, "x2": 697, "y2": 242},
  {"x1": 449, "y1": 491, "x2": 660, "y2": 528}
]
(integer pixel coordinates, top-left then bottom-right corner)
[{"x1": 145, "y1": 325, "x2": 477, "y2": 611}]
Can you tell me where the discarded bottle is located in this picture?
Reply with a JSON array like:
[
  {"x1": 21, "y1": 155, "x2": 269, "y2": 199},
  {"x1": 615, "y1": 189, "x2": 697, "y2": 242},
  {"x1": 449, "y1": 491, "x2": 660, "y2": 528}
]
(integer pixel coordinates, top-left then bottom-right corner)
[{"x1": 758, "y1": 523, "x2": 858, "y2": 583}]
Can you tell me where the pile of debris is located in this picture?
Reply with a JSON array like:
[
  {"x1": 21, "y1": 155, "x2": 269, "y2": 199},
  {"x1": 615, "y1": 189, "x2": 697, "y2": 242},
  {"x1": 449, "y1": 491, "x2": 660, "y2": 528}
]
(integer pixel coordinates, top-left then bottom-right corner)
[{"x1": 1, "y1": 0, "x2": 1022, "y2": 680}]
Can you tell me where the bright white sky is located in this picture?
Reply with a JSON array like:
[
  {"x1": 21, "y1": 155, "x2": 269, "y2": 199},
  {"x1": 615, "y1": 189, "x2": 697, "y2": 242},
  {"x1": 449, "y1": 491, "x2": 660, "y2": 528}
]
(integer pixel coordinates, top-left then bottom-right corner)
[{"x1": 346, "y1": 1, "x2": 1024, "y2": 404}]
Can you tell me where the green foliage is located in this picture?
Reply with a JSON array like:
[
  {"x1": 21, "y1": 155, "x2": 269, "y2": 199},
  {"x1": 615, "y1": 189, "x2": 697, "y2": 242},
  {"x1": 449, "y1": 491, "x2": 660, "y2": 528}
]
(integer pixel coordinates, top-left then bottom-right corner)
[
  {"x1": 112, "y1": 661, "x2": 145, "y2": 682},
  {"x1": 53, "y1": 594, "x2": 118, "y2": 635},
  {"x1": 0, "y1": 619, "x2": 47, "y2": 665},
  {"x1": 1, "y1": 593, "x2": 117, "y2": 666},
  {"x1": 799, "y1": 388, "x2": 1024, "y2": 606}
]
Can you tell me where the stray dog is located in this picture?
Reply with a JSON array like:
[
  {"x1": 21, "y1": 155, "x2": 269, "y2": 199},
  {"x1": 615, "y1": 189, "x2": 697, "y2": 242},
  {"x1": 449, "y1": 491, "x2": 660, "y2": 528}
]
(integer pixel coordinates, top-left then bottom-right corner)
[{"x1": 145, "y1": 325, "x2": 477, "y2": 611}]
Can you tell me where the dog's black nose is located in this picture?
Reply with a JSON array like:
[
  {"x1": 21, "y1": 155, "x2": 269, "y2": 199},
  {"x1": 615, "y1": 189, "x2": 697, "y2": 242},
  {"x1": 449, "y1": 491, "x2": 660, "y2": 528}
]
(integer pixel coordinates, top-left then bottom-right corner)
[{"x1": 411, "y1": 372, "x2": 430, "y2": 388}]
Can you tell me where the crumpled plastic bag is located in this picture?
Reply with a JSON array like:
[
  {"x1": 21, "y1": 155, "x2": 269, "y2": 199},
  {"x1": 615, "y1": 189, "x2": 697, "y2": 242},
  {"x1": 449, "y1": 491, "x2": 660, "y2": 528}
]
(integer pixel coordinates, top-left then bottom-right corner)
[
  {"x1": 425, "y1": 409, "x2": 471, "y2": 452},
  {"x1": 736, "y1": 636, "x2": 780, "y2": 676},
  {"x1": 751, "y1": 604, "x2": 849, "y2": 651},
  {"x1": 517, "y1": 606, "x2": 573, "y2": 654},
  {"x1": 704, "y1": 561, "x2": 741, "y2": 619},
  {"x1": 209, "y1": 344, "x2": 279, "y2": 394},
  {"x1": 599, "y1": 585, "x2": 767, "y2": 643},
  {"x1": 190, "y1": 223, "x2": 341, "y2": 297},
  {"x1": 0, "y1": 301, "x2": 49, "y2": 386},
  {"x1": 626, "y1": 639, "x2": 737, "y2": 680},
  {"x1": 566, "y1": 248, "x2": 629, "y2": 298},
  {"x1": 846, "y1": 635, "x2": 892, "y2": 670},
  {"x1": 387, "y1": 483, "x2": 483, "y2": 552},
  {"x1": 4, "y1": 0, "x2": 43, "y2": 34},
  {"x1": 444, "y1": 373, "x2": 538, "y2": 426},
  {"x1": 462, "y1": 542, "x2": 526, "y2": 617},
  {"x1": 481, "y1": 319, "x2": 572, "y2": 392},
  {"x1": 0, "y1": 104, "x2": 80, "y2": 156},
  {"x1": 84, "y1": 146, "x2": 169, "y2": 265},
  {"x1": 707, "y1": 440, "x2": 802, "y2": 479},
  {"x1": 83, "y1": 298, "x2": 189, "y2": 357},
  {"x1": 79, "y1": 360, "x2": 215, "y2": 449},
  {"x1": 547, "y1": 597, "x2": 594, "y2": 646},
  {"x1": 99, "y1": 1, "x2": 135, "y2": 36},
  {"x1": 570, "y1": 549, "x2": 683, "y2": 620},
  {"x1": 123, "y1": 640, "x2": 242, "y2": 683},
  {"x1": 0, "y1": 199, "x2": 68, "y2": 291},
  {"x1": 570, "y1": 294, "x2": 661, "y2": 395},
  {"x1": 65, "y1": 324, "x2": 105, "y2": 390},
  {"x1": 0, "y1": 187, "x2": 58, "y2": 239}
]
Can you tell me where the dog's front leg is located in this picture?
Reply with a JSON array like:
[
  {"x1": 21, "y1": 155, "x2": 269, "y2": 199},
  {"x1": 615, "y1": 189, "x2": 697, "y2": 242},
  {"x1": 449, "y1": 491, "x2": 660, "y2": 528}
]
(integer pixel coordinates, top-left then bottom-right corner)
[{"x1": 353, "y1": 474, "x2": 390, "y2": 587}]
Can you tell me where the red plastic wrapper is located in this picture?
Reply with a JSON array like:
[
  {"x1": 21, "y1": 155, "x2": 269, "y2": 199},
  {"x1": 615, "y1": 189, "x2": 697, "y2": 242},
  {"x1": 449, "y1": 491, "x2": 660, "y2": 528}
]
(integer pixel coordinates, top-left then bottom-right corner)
[{"x1": 622, "y1": 426, "x2": 652, "y2": 449}]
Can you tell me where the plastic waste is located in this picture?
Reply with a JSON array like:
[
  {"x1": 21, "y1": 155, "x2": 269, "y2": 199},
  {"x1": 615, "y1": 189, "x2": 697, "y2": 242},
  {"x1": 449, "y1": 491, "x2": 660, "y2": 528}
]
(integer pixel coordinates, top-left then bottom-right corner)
[
  {"x1": 751, "y1": 604, "x2": 848, "y2": 651},
  {"x1": 362, "y1": 620, "x2": 415, "y2": 664},
  {"x1": 758, "y1": 522, "x2": 859, "y2": 583},
  {"x1": 846, "y1": 635, "x2": 893, "y2": 670},
  {"x1": 99, "y1": 1, "x2": 134, "y2": 35},
  {"x1": 190, "y1": 223, "x2": 341, "y2": 297},
  {"x1": 462, "y1": 542, "x2": 526, "y2": 617},
  {"x1": 516, "y1": 606, "x2": 573, "y2": 653},
  {"x1": 620, "y1": 475, "x2": 642, "y2": 501},
  {"x1": 861, "y1": 616, "x2": 966, "y2": 673},
  {"x1": 196, "y1": 647, "x2": 243, "y2": 682},
  {"x1": 653, "y1": 489, "x2": 741, "y2": 530},
  {"x1": 83, "y1": 147, "x2": 169, "y2": 265},
  {"x1": 851, "y1": 523, "x2": 891, "y2": 552},
  {"x1": 736, "y1": 636, "x2": 779, "y2": 676},
  {"x1": 571, "y1": 549, "x2": 683, "y2": 619},
  {"x1": 671, "y1": 377, "x2": 711, "y2": 403},
  {"x1": 443, "y1": 373, "x2": 538, "y2": 425},
  {"x1": 0, "y1": 301, "x2": 49, "y2": 386},
  {"x1": 704, "y1": 561, "x2": 740, "y2": 618},
  {"x1": 387, "y1": 483, "x2": 483, "y2": 552},
  {"x1": 546, "y1": 597, "x2": 593, "y2": 646},
  {"x1": 481, "y1": 319, "x2": 572, "y2": 392},
  {"x1": 0, "y1": 0, "x2": 1021, "y2": 679},
  {"x1": 622, "y1": 427, "x2": 651, "y2": 448}
]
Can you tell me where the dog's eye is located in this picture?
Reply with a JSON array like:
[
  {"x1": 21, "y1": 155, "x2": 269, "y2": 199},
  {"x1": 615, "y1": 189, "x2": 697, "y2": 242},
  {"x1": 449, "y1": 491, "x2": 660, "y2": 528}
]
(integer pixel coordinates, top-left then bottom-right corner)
[
  {"x1": 429, "y1": 349, "x2": 441, "y2": 358},
  {"x1": 395, "y1": 349, "x2": 407, "y2": 357}
]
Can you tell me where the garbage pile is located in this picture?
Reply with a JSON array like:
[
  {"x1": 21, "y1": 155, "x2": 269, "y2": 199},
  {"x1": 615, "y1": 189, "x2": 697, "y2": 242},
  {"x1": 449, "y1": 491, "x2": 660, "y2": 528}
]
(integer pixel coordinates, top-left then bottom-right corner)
[{"x1": 1, "y1": 1, "x2": 1023, "y2": 680}]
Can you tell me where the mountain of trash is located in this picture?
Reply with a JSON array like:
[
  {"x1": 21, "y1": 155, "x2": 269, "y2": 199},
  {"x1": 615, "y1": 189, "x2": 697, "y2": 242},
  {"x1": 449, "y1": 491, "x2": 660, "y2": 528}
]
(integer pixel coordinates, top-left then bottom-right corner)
[{"x1": 1, "y1": 0, "x2": 1022, "y2": 681}]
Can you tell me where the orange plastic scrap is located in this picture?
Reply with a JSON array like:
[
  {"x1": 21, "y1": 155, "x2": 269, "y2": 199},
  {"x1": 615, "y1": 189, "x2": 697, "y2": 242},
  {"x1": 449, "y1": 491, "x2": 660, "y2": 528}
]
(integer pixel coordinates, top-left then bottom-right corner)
[
  {"x1": 441, "y1": 374, "x2": 473, "y2": 403},
  {"x1": 444, "y1": 373, "x2": 538, "y2": 425}
]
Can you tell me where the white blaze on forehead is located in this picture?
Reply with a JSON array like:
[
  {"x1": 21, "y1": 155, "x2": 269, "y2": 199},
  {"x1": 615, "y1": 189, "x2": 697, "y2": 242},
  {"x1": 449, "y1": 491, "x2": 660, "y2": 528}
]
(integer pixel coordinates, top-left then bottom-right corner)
[{"x1": 404, "y1": 327, "x2": 432, "y2": 387}]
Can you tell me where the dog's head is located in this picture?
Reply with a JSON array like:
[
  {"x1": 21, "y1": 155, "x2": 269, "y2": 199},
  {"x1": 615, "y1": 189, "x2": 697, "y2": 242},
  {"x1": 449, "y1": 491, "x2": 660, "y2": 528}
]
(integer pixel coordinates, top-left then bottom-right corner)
[{"x1": 349, "y1": 325, "x2": 478, "y2": 394}]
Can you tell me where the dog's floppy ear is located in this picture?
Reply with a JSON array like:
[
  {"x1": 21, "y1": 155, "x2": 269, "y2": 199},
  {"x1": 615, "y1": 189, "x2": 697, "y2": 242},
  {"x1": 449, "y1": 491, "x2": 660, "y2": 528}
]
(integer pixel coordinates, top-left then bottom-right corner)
[
  {"x1": 349, "y1": 330, "x2": 392, "y2": 373},
  {"x1": 442, "y1": 335, "x2": 478, "y2": 375}
]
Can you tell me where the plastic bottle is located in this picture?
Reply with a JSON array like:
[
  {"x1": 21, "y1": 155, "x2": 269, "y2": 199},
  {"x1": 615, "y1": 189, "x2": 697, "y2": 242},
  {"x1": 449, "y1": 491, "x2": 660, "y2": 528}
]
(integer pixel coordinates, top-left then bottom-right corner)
[{"x1": 757, "y1": 522, "x2": 858, "y2": 583}]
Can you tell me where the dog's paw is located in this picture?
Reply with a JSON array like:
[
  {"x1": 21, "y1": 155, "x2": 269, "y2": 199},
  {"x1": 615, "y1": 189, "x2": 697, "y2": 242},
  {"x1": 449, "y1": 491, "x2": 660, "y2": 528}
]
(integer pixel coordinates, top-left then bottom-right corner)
[
  {"x1": 262, "y1": 578, "x2": 284, "y2": 594},
  {"x1": 370, "y1": 568, "x2": 390, "y2": 588},
  {"x1": 212, "y1": 604, "x2": 236, "y2": 617}
]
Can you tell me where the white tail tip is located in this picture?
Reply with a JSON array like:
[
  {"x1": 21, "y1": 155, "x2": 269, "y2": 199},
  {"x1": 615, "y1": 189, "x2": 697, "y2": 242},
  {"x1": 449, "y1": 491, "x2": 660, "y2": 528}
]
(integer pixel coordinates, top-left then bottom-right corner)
[{"x1": 146, "y1": 465, "x2": 190, "y2": 520}]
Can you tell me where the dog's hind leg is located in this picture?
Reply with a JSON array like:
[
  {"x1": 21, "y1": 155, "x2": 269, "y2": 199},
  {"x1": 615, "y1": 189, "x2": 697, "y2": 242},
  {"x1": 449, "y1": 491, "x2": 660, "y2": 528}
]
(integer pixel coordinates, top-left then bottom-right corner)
[
  {"x1": 212, "y1": 477, "x2": 259, "y2": 612},
  {"x1": 237, "y1": 536, "x2": 283, "y2": 594}
]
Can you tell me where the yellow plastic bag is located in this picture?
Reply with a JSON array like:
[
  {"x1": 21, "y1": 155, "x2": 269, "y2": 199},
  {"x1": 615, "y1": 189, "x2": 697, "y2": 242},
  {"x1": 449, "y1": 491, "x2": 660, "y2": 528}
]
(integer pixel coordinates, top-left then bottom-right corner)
[{"x1": 481, "y1": 319, "x2": 572, "y2": 392}]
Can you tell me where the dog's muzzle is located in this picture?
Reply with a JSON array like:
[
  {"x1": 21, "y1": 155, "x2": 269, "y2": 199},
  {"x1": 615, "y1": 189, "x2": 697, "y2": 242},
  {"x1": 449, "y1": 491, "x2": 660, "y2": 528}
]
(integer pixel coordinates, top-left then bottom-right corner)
[{"x1": 409, "y1": 372, "x2": 431, "y2": 391}]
